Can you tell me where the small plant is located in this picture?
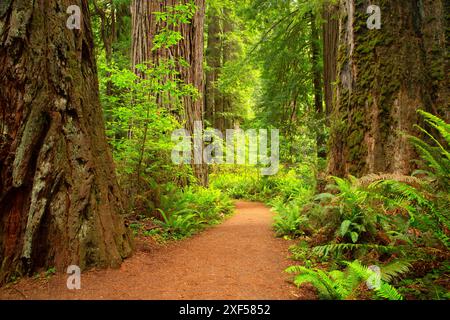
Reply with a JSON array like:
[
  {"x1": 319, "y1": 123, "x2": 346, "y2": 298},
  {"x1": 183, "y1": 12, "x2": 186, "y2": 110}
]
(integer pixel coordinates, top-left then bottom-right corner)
[
  {"x1": 272, "y1": 200, "x2": 308, "y2": 238},
  {"x1": 131, "y1": 186, "x2": 234, "y2": 240},
  {"x1": 45, "y1": 267, "x2": 57, "y2": 279},
  {"x1": 408, "y1": 110, "x2": 450, "y2": 191},
  {"x1": 155, "y1": 208, "x2": 200, "y2": 238}
]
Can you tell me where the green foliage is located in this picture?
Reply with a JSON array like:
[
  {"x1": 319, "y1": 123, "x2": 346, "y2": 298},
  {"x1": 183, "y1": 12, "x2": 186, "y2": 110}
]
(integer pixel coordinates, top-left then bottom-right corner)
[
  {"x1": 210, "y1": 164, "x2": 315, "y2": 202},
  {"x1": 156, "y1": 208, "x2": 200, "y2": 238},
  {"x1": 272, "y1": 201, "x2": 308, "y2": 238},
  {"x1": 97, "y1": 4, "x2": 201, "y2": 214},
  {"x1": 242, "y1": 0, "x2": 327, "y2": 164},
  {"x1": 282, "y1": 112, "x2": 450, "y2": 300},
  {"x1": 89, "y1": 1, "x2": 448, "y2": 302},
  {"x1": 286, "y1": 260, "x2": 405, "y2": 300},
  {"x1": 132, "y1": 186, "x2": 234, "y2": 240},
  {"x1": 153, "y1": 2, "x2": 197, "y2": 49},
  {"x1": 45, "y1": 267, "x2": 57, "y2": 279},
  {"x1": 409, "y1": 110, "x2": 450, "y2": 191},
  {"x1": 311, "y1": 243, "x2": 400, "y2": 259}
]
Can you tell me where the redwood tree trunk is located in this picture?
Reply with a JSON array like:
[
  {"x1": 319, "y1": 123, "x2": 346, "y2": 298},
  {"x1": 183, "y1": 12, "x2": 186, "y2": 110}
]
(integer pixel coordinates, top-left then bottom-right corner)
[
  {"x1": 221, "y1": 8, "x2": 237, "y2": 131},
  {"x1": 328, "y1": 0, "x2": 448, "y2": 177},
  {"x1": 0, "y1": 0, "x2": 132, "y2": 283},
  {"x1": 131, "y1": 0, "x2": 208, "y2": 186},
  {"x1": 322, "y1": 1, "x2": 339, "y2": 120},
  {"x1": 310, "y1": 12, "x2": 326, "y2": 159},
  {"x1": 205, "y1": 8, "x2": 221, "y2": 130}
]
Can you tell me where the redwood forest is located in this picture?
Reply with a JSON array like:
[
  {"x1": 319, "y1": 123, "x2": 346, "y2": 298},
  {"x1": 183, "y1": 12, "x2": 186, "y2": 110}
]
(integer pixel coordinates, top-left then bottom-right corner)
[{"x1": 0, "y1": 0, "x2": 449, "y2": 303}]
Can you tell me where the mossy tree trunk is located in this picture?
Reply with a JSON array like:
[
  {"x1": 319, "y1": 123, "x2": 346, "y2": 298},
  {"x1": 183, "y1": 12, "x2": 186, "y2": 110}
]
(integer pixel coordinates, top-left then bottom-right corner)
[
  {"x1": 328, "y1": 0, "x2": 449, "y2": 177},
  {"x1": 0, "y1": 0, "x2": 132, "y2": 283}
]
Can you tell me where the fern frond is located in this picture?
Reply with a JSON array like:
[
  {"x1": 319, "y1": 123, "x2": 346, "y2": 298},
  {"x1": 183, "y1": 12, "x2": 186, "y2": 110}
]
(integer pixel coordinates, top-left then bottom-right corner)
[
  {"x1": 381, "y1": 260, "x2": 412, "y2": 282},
  {"x1": 358, "y1": 174, "x2": 423, "y2": 188},
  {"x1": 293, "y1": 274, "x2": 328, "y2": 294},
  {"x1": 417, "y1": 110, "x2": 450, "y2": 145},
  {"x1": 286, "y1": 266, "x2": 341, "y2": 299},
  {"x1": 345, "y1": 261, "x2": 404, "y2": 300},
  {"x1": 375, "y1": 282, "x2": 404, "y2": 300},
  {"x1": 312, "y1": 243, "x2": 398, "y2": 258}
]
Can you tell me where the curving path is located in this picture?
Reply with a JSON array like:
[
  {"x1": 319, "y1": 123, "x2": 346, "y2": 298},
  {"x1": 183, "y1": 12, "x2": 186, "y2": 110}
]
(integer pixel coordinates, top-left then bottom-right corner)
[{"x1": 0, "y1": 201, "x2": 308, "y2": 300}]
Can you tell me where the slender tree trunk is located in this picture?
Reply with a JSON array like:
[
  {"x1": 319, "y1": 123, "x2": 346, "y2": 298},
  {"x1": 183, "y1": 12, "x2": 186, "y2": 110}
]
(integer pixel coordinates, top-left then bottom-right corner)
[
  {"x1": 328, "y1": 0, "x2": 448, "y2": 177},
  {"x1": 131, "y1": 0, "x2": 161, "y2": 77},
  {"x1": 205, "y1": 7, "x2": 239, "y2": 132},
  {"x1": 205, "y1": 9, "x2": 221, "y2": 129},
  {"x1": 92, "y1": 0, "x2": 115, "y2": 95},
  {"x1": 0, "y1": 0, "x2": 132, "y2": 283},
  {"x1": 310, "y1": 12, "x2": 325, "y2": 159},
  {"x1": 322, "y1": 1, "x2": 339, "y2": 120},
  {"x1": 222, "y1": 8, "x2": 238, "y2": 131},
  {"x1": 310, "y1": 14, "x2": 323, "y2": 115}
]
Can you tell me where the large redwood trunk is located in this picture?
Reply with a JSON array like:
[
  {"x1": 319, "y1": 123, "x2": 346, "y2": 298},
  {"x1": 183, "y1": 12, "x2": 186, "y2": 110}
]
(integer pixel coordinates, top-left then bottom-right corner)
[
  {"x1": 328, "y1": 0, "x2": 449, "y2": 177},
  {"x1": 0, "y1": 0, "x2": 132, "y2": 283},
  {"x1": 131, "y1": 0, "x2": 208, "y2": 186}
]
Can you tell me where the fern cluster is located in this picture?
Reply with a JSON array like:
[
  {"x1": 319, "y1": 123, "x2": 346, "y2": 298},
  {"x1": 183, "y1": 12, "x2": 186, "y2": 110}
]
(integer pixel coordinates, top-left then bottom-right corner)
[
  {"x1": 286, "y1": 260, "x2": 409, "y2": 300},
  {"x1": 131, "y1": 185, "x2": 234, "y2": 240},
  {"x1": 284, "y1": 111, "x2": 449, "y2": 300}
]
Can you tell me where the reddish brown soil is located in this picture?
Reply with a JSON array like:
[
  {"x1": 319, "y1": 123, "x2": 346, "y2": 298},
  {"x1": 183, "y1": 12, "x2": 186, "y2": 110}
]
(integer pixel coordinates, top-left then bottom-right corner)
[{"x1": 0, "y1": 201, "x2": 314, "y2": 300}]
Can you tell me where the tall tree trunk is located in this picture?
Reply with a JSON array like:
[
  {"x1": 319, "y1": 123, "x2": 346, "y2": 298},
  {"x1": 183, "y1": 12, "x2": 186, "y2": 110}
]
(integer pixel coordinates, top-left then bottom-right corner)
[
  {"x1": 328, "y1": 0, "x2": 448, "y2": 177},
  {"x1": 131, "y1": 0, "x2": 161, "y2": 77},
  {"x1": 0, "y1": 0, "x2": 132, "y2": 283},
  {"x1": 178, "y1": 0, "x2": 208, "y2": 186},
  {"x1": 131, "y1": 0, "x2": 208, "y2": 186},
  {"x1": 205, "y1": 7, "x2": 239, "y2": 132},
  {"x1": 222, "y1": 8, "x2": 237, "y2": 131},
  {"x1": 322, "y1": 1, "x2": 339, "y2": 120},
  {"x1": 92, "y1": 0, "x2": 115, "y2": 95},
  {"x1": 205, "y1": 9, "x2": 221, "y2": 130},
  {"x1": 310, "y1": 12, "x2": 325, "y2": 159}
]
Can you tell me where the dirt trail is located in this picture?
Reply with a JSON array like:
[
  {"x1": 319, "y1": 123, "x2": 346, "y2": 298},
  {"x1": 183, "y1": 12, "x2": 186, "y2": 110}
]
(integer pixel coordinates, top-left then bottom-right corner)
[{"x1": 0, "y1": 201, "x2": 308, "y2": 300}]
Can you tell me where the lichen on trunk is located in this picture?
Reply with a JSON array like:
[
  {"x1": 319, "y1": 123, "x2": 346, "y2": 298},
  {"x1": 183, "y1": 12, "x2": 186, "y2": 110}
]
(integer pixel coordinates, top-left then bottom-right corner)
[
  {"x1": 328, "y1": 0, "x2": 449, "y2": 177},
  {"x1": 0, "y1": 0, "x2": 132, "y2": 283}
]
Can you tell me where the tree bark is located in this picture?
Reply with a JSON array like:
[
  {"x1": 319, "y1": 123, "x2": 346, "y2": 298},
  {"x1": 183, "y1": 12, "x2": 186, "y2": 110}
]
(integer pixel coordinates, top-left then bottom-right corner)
[
  {"x1": 0, "y1": 0, "x2": 132, "y2": 283},
  {"x1": 322, "y1": 1, "x2": 339, "y2": 120},
  {"x1": 131, "y1": 0, "x2": 208, "y2": 186},
  {"x1": 310, "y1": 12, "x2": 325, "y2": 159},
  {"x1": 328, "y1": 0, "x2": 449, "y2": 177},
  {"x1": 221, "y1": 8, "x2": 238, "y2": 131},
  {"x1": 205, "y1": 8, "x2": 221, "y2": 130}
]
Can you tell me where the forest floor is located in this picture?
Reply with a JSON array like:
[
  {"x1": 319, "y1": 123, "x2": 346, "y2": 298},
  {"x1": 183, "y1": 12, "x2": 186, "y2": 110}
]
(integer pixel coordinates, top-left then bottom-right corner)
[{"x1": 0, "y1": 201, "x2": 314, "y2": 300}]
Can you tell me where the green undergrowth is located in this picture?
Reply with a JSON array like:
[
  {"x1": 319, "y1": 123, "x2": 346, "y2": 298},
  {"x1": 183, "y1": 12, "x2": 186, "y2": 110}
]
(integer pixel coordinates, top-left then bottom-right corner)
[
  {"x1": 283, "y1": 111, "x2": 450, "y2": 300},
  {"x1": 128, "y1": 185, "x2": 234, "y2": 241},
  {"x1": 210, "y1": 164, "x2": 316, "y2": 204}
]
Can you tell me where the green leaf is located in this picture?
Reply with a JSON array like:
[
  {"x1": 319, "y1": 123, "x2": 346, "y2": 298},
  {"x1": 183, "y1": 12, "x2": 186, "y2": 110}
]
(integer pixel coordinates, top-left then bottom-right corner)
[
  {"x1": 340, "y1": 220, "x2": 352, "y2": 236},
  {"x1": 350, "y1": 232, "x2": 359, "y2": 243}
]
